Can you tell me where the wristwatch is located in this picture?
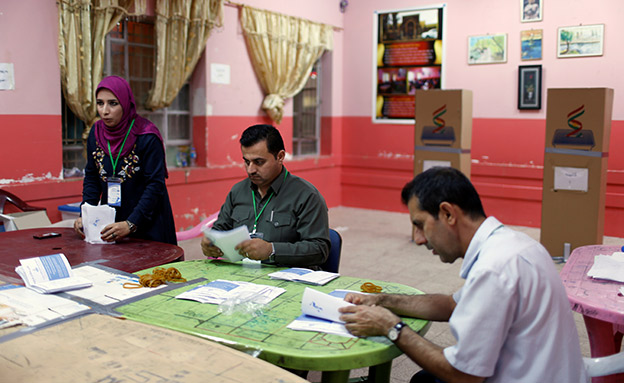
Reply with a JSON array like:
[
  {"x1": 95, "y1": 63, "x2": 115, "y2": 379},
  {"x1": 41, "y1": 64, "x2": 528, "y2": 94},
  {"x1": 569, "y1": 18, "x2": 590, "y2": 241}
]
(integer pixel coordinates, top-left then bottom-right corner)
[
  {"x1": 126, "y1": 220, "x2": 137, "y2": 233},
  {"x1": 268, "y1": 243, "x2": 276, "y2": 263},
  {"x1": 387, "y1": 321, "x2": 407, "y2": 342}
]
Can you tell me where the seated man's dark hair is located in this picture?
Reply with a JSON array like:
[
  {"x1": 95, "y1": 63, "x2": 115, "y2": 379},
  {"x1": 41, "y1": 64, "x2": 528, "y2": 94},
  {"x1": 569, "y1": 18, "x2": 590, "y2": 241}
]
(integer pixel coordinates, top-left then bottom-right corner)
[
  {"x1": 401, "y1": 167, "x2": 486, "y2": 220},
  {"x1": 240, "y1": 124, "x2": 285, "y2": 158}
]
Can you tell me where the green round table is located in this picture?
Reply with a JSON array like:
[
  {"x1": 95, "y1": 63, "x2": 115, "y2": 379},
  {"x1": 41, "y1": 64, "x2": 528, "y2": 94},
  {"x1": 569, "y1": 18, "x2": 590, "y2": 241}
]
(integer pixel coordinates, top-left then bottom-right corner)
[{"x1": 116, "y1": 260, "x2": 429, "y2": 383}]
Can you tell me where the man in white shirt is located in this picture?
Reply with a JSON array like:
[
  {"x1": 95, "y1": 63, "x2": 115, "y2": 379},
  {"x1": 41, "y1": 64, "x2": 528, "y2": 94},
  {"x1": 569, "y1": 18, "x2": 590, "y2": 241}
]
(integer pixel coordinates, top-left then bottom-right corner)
[{"x1": 339, "y1": 167, "x2": 586, "y2": 383}]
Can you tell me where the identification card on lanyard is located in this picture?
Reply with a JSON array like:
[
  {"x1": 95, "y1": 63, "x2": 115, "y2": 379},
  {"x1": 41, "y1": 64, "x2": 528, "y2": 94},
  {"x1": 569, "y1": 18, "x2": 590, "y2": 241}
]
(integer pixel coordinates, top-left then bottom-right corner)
[
  {"x1": 107, "y1": 177, "x2": 122, "y2": 206},
  {"x1": 106, "y1": 119, "x2": 135, "y2": 208}
]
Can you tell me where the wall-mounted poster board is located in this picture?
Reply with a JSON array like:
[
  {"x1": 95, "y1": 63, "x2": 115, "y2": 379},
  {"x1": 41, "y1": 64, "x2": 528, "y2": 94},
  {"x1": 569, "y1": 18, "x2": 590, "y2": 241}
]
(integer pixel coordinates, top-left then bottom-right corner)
[{"x1": 373, "y1": 5, "x2": 446, "y2": 124}]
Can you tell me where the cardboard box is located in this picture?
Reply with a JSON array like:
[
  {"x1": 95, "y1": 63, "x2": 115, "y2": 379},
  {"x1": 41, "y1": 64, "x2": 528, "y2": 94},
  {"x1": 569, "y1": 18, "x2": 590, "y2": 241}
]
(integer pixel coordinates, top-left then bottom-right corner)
[
  {"x1": 414, "y1": 89, "x2": 472, "y2": 177},
  {"x1": 540, "y1": 88, "x2": 614, "y2": 257},
  {"x1": 0, "y1": 210, "x2": 51, "y2": 231}
]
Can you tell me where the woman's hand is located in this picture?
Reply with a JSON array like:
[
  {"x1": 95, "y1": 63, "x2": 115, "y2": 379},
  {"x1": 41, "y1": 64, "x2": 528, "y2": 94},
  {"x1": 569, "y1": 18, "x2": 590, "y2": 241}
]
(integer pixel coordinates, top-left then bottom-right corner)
[
  {"x1": 74, "y1": 217, "x2": 85, "y2": 238},
  {"x1": 100, "y1": 221, "x2": 132, "y2": 242}
]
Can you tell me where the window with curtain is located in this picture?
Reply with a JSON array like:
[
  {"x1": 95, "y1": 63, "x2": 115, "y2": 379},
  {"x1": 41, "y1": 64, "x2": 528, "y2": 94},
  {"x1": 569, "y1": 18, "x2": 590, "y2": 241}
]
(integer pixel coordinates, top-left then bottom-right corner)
[
  {"x1": 61, "y1": 17, "x2": 193, "y2": 177},
  {"x1": 292, "y1": 60, "x2": 321, "y2": 157}
]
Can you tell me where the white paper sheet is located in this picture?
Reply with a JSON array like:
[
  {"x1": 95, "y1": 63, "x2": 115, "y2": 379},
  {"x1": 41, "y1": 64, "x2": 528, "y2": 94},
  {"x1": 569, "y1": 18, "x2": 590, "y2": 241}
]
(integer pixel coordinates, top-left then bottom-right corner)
[
  {"x1": 175, "y1": 279, "x2": 285, "y2": 305},
  {"x1": 587, "y1": 252, "x2": 624, "y2": 282},
  {"x1": 554, "y1": 166, "x2": 588, "y2": 192},
  {"x1": 268, "y1": 268, "x2": 339, "y2": 285},
  {"x1": 0, "y1": 285, "x2": 90, "y2": 326},
  {"x1": 15, "y1": 253, "x2": 92, "y2": 294},
  {"x1": 81, "y1": 203, "x2": 116, "y2": 244},
  {"x1": 202, "y1": 226, "x2": 250, "y2": 262},
  {"x1": 301, "y1": 287, "x2": 354, "y2": 323}
]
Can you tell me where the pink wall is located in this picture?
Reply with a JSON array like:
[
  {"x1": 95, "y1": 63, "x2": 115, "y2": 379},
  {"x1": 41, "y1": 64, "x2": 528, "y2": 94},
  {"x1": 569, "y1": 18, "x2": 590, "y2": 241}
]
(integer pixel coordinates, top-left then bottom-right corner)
[{"x1": 1, "y1": 0, "x2": 623, "y2": 239}]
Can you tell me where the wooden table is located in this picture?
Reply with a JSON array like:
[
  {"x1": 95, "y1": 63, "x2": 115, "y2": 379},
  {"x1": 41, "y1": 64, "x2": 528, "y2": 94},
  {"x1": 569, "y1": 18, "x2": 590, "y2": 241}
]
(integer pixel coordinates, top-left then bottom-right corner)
[
  {"x1": 116, "y1": 260, "x2": 430, "y2": 383},
  {"x1": 0, "y1": 228, "x2": 184, "y2": 283},
  {"x1": 0, "y1": 313, "x2": 307, "y2": 383},
  {"x1": 560, "y1": 245, "x2": 624, "y2": 383}
]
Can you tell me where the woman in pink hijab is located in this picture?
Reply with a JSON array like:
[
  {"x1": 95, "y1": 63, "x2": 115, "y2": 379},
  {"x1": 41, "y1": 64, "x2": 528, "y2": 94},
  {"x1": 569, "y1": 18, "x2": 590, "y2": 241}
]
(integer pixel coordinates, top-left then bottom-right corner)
[{"x1": 73, "y1": 76, "x2": 177, "y2": 245}]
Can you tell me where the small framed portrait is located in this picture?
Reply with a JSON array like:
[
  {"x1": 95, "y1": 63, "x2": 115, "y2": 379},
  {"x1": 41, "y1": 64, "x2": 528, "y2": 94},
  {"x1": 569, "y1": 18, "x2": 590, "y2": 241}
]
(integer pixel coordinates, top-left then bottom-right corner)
[
  {"x1": 558, "y1": 24, "x2": 604, "y2": 58},
  {"x1": 521, "y1": 0, "x2": 542, "y2": 22},
  {"x1": 518, "y1": 65, "x2": 542, "y2": 110}
]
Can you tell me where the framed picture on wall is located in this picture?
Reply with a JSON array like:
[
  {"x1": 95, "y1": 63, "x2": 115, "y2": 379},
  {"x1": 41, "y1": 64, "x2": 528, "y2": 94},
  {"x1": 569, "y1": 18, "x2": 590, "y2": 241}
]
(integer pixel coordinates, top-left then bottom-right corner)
[
  {"x1": 521, "y1": 29, "x2": 542, "y2": 60},
  {"x1": 373, "y1": 5, "x2": 446, "y2": 123},
  {"x1": 518, "y1": 65, "x2": 542, "y2": 110},
  {"x1": 558, "y1": 24, "x2": 604, "y2": 58},
  {"x1": 521, "y1": 0, "x2": 542, "y2": 22},
  {"x1": 468, "y1": 34, "x2": 507, "y2": 64}
]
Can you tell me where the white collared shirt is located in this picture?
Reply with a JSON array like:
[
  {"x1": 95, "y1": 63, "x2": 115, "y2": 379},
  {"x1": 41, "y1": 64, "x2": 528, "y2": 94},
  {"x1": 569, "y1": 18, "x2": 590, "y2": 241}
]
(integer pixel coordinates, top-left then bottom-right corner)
[{"x1": 443, "y1": 217, "x2": 587, "y2": 382}]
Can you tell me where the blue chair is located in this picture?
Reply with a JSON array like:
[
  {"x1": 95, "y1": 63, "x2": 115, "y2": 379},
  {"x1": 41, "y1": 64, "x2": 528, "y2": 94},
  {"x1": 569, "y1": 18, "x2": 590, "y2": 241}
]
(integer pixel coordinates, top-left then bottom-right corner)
[{"x1": 321, "y1": 228, "x2": 342, "y2": 273}]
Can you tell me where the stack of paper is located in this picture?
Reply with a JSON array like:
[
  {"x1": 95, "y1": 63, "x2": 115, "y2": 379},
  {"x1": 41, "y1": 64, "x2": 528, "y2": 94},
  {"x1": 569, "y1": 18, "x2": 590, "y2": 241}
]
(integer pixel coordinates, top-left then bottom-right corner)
[
  {"x1": 175, "y1": 279, "x2": 285, "y2": 305},
  {"x1": 202, "y1": 226, "x2": 250, "y2": 262},
  {"x1": 287, "y1": 288, "x2": 355, "y2": 338},
  {"x1": 587, "y1": 252, "x2": 624, "y2": 282},
  {"x1": 15, "y1": 253, "x2": 93, "y2": 294},
  {"x1": 0, "y1": 284, "x2": 90, "y2": 327},
  {"x1": 268, "y1": 268, "x2": 339, "y2": 285}
]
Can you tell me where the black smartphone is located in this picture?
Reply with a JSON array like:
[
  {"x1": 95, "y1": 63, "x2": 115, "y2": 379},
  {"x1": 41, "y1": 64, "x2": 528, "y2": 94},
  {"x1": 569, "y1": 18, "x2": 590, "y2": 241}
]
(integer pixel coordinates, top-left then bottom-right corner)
[{"x1": 33, "y1": 232, "x2": 62, "y2": 240}]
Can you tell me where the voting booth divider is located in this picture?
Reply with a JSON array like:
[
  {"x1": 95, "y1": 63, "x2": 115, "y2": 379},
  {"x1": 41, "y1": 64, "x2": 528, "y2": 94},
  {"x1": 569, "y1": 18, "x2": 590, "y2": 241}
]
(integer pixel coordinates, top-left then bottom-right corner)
[
  {"x1": 413, "y1": 89, "x2": 473, "y2": 178},
  {"x1": 540, "y1": 88, "x2": 614, "y2": 258},
  {"x1": 412, "y1": 90, "x2": 473, "y2": 240}
]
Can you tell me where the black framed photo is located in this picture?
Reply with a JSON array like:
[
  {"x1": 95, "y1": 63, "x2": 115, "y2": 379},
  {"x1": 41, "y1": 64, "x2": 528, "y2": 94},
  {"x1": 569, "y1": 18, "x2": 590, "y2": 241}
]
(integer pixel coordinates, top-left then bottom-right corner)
[{"x1": 518, "y1": 65, "x2": 542, "y2": 109}]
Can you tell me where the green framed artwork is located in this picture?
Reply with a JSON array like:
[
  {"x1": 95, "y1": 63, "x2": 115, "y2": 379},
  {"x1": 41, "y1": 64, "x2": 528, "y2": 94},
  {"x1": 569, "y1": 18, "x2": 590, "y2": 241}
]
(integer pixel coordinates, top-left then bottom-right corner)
[
  {"x1": 558, "y1": 24, "x2": 604, "y2": 58},
  {"x1": 468, "y1": 34, "x2": 507, "y2": 64}
]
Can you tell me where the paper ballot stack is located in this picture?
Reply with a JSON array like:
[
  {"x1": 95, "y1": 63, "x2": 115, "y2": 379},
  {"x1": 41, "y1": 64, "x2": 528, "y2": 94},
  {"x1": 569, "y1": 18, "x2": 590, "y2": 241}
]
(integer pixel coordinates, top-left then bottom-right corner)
[{"x1": 15, "y1": 253, "x2": 92, "y2": 294}]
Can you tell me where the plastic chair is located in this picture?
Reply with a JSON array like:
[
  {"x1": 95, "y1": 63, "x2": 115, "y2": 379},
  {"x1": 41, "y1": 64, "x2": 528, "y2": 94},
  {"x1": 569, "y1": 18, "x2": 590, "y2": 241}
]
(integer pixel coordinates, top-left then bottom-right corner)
[
  {"x1": 585, "y1": 352, "x2": 624, "y2": 381},
  {"x1": 175, "y1": 211, "x2": 219, "y2": 241},
  {"x1": 0, "y1": 189, "x2": 47, "y2": 215},
  {"x1": 320, "y1": 228, "x2": 342, "y2": 273}
]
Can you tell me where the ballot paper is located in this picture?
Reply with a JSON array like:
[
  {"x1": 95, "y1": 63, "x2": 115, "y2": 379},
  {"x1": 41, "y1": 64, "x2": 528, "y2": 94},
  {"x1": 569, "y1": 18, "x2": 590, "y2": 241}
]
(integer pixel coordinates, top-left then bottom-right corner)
[
  {"x1": 81, "y1": 202, "x2": 116, "y2": 244},
  {"x1": 175, "y1": 279, "x2": 285, "y2": 305},
  {"x1": 15, "y1": 253, "x2": 93, "y2": 294},
  {"x1": 65, "y1": 266, "x2": 166, "y2": 305},
  {"x1": 202, "y1": 226, "x2": 250, "y2": 262},
  {"x1": 0, "y1": 284, "x2": 90, "y2": 326},
  {"x1": 268, "y1": 268, "x2": 339, "y2": 285},
  {"x1": 587, "y1": 252, "x2": 624, "y2": 283},
  {"x1": 287, "y1": 288, "x2": 355, "y2": 338}
]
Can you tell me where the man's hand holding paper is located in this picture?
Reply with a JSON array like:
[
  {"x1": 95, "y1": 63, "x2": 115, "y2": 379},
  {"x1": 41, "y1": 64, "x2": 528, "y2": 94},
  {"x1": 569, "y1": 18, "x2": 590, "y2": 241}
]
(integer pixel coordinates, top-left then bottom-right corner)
[{"x1": 202, "y1": 226, "x2": 251, "y2": 262}]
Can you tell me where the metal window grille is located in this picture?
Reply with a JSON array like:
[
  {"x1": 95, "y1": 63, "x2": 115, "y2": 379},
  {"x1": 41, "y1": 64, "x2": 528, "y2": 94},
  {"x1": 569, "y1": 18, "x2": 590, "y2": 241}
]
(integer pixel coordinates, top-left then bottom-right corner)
[
  {"x1": 61, "y1": 18, "x2": 193, "y2": 177},
  {"x1": 293, "y1": 60, "x2": 321, "y2": 157}
]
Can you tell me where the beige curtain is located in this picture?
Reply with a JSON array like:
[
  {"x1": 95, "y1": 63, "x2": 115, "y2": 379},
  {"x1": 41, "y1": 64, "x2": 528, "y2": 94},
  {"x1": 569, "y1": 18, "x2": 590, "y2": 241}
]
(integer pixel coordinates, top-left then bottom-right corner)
[
  {"x1": 241, "y1": 6, "x2": 333, "y2": 124},
  {"x1": 146, "y1": 0, "x2": 224, "y2": 110},
  {"x1": 57, "y1": 0, "x2": 136, "y2": 140}
]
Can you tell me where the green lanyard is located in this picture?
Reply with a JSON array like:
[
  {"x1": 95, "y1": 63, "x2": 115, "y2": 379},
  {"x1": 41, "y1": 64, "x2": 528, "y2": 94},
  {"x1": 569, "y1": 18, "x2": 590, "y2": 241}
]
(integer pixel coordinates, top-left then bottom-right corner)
[
  {"x1": 251, "y1": 169, "x2": 288, "y2": 233},
  {"x1": 107, "y1": 119, "x2": 135, "y2": 176}
]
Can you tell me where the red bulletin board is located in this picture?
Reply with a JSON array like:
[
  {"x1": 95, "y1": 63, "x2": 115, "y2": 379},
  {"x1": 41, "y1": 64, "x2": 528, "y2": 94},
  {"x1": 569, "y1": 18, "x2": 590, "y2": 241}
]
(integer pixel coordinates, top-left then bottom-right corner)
[{"x1": 373, "y1": 5, "x2": 446, "y2": 124}]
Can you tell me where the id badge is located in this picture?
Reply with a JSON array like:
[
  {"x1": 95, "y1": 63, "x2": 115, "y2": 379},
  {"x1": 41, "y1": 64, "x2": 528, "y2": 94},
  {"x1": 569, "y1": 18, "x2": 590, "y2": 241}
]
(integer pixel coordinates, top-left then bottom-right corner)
[
  {"x1": 107, "y1": 177, "x2": 122, "y2": 207},
  {"x1": 250, "y1": 232, "x2": 264, "y2": 240}
]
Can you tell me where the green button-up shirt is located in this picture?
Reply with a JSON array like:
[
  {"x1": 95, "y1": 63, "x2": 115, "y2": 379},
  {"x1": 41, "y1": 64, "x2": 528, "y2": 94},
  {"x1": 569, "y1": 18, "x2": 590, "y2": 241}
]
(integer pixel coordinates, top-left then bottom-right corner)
[{"x1": 212, "y1": 167, "x2": 330, "y2": 268}]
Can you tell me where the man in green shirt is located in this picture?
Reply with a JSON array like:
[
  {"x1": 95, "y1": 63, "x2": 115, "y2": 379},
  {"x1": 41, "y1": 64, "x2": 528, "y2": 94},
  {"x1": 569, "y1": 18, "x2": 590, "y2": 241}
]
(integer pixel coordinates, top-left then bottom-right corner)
[{"x1": 201, "y1": 124, "x2": 330, "y2": 268}]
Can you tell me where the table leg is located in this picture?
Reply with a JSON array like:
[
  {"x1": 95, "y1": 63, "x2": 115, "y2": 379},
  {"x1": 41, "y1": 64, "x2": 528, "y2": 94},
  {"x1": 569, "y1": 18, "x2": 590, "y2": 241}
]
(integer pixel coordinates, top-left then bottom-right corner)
[
  {"x1": 583, "y1": 315, "x2": 624, "y2": 383},
  {"x1": 321, "y1": 369, "x2": 350, "y2": 383},
  {"x1": 368, "y1": 361, "x2": 392, "y2": 383}
]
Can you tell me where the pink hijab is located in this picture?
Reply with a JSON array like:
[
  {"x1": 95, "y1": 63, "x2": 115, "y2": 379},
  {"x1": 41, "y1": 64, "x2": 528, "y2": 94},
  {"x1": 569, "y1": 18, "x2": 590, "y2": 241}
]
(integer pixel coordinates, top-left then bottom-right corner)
[{"x1": 93, "y1": 76, "x2": 168, "y2": 176}]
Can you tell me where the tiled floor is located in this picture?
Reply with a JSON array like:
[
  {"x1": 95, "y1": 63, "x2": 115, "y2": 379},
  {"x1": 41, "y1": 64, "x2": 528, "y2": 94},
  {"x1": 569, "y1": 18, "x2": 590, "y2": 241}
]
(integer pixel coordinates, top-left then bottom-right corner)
[{"x1": 179, "y1": 206, "x2": 622, "y2": 383}]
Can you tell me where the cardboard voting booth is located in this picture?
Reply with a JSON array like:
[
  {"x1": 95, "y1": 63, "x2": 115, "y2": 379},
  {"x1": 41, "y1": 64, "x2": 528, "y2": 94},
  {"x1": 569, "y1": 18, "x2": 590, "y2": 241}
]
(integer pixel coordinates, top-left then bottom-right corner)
[
  {"x1": 414, "y1": 89, "x2": 472, "y2": 177},
  {"x1": 540, "y1": 88, "x2": 614, "y2": 258}
]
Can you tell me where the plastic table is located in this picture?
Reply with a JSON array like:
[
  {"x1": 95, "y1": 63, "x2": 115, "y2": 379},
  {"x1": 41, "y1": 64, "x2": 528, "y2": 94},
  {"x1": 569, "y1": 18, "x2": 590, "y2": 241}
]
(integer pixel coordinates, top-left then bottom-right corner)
[
  {"x1": 560, "y1": 245, "x2": 624, "y2": 383},
  {"x1": 116, "y1": 260, "x2": 430, "y2": 383},
  {"x1": 0, "y1": 227, "x2": 184, "y2": 284}
]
